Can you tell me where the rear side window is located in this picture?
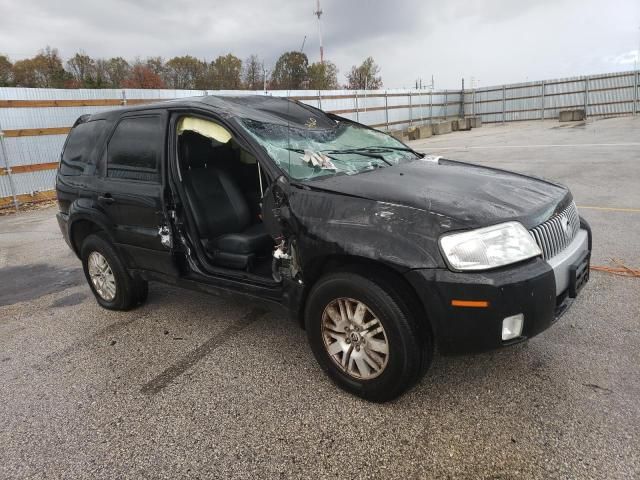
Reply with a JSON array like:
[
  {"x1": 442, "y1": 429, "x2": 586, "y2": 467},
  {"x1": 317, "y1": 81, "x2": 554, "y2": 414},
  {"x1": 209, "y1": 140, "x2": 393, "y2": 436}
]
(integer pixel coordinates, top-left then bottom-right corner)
[
  {"x1": 60, "y1": 120, "x2": 106, "y2": 176},
  {"x1": 107, "y1": 116, "x2": 163, "y2": 182}
]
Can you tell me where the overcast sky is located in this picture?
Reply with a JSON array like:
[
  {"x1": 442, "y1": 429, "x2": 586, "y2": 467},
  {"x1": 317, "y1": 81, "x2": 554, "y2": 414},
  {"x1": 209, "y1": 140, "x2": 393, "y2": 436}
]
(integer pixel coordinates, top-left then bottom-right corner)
[{"x1": 1, "y1": 0, "x2": 639, "y2": 89}]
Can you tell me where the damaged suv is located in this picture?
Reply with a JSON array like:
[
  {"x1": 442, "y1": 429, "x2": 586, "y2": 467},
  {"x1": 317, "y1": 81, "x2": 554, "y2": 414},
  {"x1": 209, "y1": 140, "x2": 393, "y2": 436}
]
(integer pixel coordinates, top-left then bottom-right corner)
[{"x1": 56, "y1": 95, "x2": 591, "y2": 401}]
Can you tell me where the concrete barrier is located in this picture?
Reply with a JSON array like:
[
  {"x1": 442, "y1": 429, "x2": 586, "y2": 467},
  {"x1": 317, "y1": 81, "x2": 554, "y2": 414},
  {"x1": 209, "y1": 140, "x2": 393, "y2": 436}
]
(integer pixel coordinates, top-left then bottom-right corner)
[
  {"x1": 469, "y1": 117, "x2": 482, "y2": 128},
  {"x1": 456, "y1": 118, "x2": 472, "y2": 131},
  {"x1": 433, "y1": 122, "x2": 452, "y2": 135},
  {"x1": 418, "y1": 125, "x2": 433, "y2": 138},
  {"x1": 559, "y1": 109, "x2": 586, "y2": 122},
  {"x1": 559, "y1": 111, "x2": 574, "y2": 122},
  {"x1": 572, "y1": 109, "x2": 585, "y2": 121},
  {"x1": 391, "y1": 130, "x2": 410, "y2": 142},
  {"x1": 407, "y1": 125, "x2": 433, "y2": 140}
]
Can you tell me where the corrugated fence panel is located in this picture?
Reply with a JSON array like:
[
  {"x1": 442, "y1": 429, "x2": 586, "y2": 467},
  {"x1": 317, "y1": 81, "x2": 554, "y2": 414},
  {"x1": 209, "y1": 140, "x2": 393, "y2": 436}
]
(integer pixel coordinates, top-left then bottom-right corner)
[
  {"x1": 4, "y1": 135, "x2": 66, "y2": 166},
  {"x1": 1, "y1": 70, "x2": 639, "y2": 205},
  {"x1": 0, "y1": 175, "x2": 14, "y2": 198}
]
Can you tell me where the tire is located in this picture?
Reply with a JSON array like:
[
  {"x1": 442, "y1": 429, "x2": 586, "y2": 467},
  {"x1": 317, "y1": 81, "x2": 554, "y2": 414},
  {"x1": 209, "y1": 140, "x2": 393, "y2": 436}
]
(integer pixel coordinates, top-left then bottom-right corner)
[
  {"x1": 81, "y1": 233, "x2": 142, "y2": 311},
  {"x1": 305, "y1": 271, "x2": 430, "y2": 402}
]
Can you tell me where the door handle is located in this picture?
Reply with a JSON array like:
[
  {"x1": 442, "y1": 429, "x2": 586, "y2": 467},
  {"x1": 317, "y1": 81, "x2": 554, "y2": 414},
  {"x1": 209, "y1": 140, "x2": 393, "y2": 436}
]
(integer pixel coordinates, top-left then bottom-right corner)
[{"x1": 98, "y1": 193, "x2": 115, "y2": 205}]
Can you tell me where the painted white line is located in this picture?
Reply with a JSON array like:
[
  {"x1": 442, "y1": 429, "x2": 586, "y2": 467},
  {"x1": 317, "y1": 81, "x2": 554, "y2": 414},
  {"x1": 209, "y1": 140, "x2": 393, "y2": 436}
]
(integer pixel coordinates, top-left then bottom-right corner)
[
  {"x1": 419, "y1": 143, "x2": 640, "y2": 150},
  {"x1": 577, "y1": 206, "x2": 640, "y2": 213}
]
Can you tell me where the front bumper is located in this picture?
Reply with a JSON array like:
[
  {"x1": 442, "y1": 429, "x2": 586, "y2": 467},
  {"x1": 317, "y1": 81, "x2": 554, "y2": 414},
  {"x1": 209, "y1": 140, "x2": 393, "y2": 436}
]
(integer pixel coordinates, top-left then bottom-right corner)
[{"x1": 405, "y1": 222, "x2": 591, "y2": 354}]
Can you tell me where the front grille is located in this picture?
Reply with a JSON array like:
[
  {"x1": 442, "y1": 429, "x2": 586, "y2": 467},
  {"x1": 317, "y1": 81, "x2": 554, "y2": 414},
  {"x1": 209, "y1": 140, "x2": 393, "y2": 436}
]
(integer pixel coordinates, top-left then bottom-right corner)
[{"x1": 529, "y1": 202, "x2": 580, "y2": 260}]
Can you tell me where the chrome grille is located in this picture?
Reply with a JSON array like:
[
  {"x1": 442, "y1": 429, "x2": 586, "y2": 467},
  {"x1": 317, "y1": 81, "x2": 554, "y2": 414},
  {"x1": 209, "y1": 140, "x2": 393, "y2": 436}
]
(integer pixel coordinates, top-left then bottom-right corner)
[{"x1": 529, "y1": 202, "x2": 580, "y2": 260}]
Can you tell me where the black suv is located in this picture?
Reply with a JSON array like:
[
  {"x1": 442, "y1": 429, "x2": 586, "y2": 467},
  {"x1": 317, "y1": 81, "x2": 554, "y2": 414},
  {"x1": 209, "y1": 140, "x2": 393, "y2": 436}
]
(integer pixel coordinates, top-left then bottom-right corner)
[{"x1": 56, "y1": 95, "x2": 591, "y2": 401}]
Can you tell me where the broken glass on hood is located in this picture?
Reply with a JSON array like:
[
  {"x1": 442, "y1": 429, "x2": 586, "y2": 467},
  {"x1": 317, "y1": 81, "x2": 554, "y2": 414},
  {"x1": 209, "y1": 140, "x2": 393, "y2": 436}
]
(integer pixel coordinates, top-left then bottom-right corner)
[{"x1": 239, "y1": 118, "x2": 420, "y2": 181}]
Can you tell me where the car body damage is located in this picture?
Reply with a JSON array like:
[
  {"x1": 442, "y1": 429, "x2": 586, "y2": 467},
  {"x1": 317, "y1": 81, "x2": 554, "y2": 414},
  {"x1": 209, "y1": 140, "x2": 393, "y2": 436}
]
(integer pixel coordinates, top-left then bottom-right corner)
[{"x1": 56, "y1": 94, "x2": 592, "y2": 400}]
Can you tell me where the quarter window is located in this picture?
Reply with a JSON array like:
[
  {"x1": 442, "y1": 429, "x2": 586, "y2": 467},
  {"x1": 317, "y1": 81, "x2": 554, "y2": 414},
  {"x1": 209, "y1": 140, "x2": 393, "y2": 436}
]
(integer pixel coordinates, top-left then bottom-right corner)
[
  {"x1": 107, "y1": 116, "x2": 163, "y2": 182},
  {"x1": 60, "y1": 120, "x2": 106, "y2": 176}
]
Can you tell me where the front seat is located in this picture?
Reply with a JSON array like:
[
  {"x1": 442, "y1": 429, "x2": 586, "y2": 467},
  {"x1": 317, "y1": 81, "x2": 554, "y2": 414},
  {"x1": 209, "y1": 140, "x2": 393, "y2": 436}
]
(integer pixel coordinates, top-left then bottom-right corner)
[{"x1": 180, "y1": 132, "x2": 273, "y2": 269}]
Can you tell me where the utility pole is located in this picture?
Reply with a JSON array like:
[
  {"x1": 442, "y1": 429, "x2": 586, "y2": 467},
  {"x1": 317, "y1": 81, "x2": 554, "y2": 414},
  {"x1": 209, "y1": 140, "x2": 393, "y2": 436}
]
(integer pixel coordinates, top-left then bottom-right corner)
[{"x1": 314, "y1": 0, "x2": 324, "y2": 63}]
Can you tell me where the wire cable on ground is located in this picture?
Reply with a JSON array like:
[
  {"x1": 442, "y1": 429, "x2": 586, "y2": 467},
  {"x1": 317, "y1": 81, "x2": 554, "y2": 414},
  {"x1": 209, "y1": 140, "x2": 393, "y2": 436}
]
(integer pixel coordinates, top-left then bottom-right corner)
[{"x1": 590, "y1": 259, "x2": 640, "y2": 278}]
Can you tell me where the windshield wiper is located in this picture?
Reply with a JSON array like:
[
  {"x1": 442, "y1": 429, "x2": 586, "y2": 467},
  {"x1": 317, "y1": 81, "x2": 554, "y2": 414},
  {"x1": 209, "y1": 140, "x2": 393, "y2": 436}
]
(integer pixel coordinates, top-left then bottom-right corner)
[
  {"x1": 344, "y1": 146, "x2": 421, "y2": 157},
  {"x1": 322, "y1": 148, "x2": 393, "y2": 166},
  {"x1": 365, "y1": 146, "x2": 416, "y2": 152}
]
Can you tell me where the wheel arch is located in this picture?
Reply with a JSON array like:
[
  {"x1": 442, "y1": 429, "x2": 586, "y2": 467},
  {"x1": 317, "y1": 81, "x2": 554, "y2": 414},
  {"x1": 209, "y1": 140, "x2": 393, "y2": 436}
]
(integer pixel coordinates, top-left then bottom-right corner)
[
  {"x1": 68, "y1": 213, "x2": 115, "y2": 257},
  {"x1": 296, "y1": 254, "x2": 434, "y2": 341}
]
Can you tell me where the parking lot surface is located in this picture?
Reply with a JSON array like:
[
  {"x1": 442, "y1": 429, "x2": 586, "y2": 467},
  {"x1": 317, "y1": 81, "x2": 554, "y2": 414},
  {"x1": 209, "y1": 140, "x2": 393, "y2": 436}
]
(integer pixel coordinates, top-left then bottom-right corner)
[{"x1": 1, "y1": 117, "x2": 638, "y2": 479}]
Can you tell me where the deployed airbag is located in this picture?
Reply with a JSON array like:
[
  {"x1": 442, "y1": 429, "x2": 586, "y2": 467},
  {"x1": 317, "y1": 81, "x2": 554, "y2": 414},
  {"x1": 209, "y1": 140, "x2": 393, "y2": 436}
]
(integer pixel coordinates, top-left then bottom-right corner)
[{"x1": 178, "y1": 117, "x2": 232, "y2": 144}]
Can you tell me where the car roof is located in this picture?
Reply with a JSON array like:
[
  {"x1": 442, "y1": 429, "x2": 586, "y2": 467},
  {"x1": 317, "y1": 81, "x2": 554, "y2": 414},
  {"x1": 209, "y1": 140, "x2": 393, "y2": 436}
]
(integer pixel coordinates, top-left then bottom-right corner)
[{"x1": 86, "y1": 95, "x2": 336, "y2": 130}]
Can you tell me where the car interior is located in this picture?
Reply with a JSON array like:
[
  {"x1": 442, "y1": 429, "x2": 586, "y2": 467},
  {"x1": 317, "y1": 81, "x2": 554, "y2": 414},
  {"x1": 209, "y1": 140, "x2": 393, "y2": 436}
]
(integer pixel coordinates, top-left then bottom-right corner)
[{"x1": 176, "y1": 117, "x2": 275, "y2": 277}]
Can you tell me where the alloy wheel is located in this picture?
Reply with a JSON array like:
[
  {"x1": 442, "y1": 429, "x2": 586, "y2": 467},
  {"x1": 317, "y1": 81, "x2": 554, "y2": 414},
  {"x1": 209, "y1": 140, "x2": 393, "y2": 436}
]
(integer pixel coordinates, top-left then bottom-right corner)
[
  {"x1": 87, "y1": 251, "x2": 117, "y2": 301},
  {"x1": 321, "y1": 297, "x2": 389, "y2": 380}
]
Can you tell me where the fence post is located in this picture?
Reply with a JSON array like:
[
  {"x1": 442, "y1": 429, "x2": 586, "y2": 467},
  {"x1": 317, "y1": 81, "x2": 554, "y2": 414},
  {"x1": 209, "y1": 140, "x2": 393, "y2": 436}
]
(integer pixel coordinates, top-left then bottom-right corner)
[
  {"x1": 317, "y1": 90, "x2": 322, "y2": 110},
  {"x1": 355, "y1": 91, "x2": 359, "y2": 122},
  {"x1": 384, "y1": 91, "x2": 389, "y2": 131},
  {"x1": 0, "y1": 126, "x2": 19, "y2": 212},
  {"x1": 429, "y1": 90, "x2": 433, "y2": 123},
  {"x1": 541, "y1": 81, "x2": 545, "y2": 121},
  {"x1": 121, "y1": 90, "x2": 127, "y2": 106},
  {"x1": 472, "y1": 88, "x2": 476, "y2": 117},
  {"x1": 502, "y1": 85, "x2": 506, "y2": 125},
  {"x1": 634, "y1": 70, "x2": 639, "y2": 116},
  {"x1": 444, "y1": 90, "x2": 448, "y2": 120},
  {"x1": 409, "y1": 91, "x2": 413, "y2": 126},
  {"x1": 584, "y1": 76, "x2": 589, "y2": 119}
]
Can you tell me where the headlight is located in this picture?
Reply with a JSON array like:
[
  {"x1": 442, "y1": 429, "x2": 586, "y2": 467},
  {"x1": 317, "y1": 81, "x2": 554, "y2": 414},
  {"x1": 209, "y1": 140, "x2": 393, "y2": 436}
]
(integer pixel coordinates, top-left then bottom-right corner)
[{"x1": 440, "y1": 221, "x2": 541, "y2": 271}]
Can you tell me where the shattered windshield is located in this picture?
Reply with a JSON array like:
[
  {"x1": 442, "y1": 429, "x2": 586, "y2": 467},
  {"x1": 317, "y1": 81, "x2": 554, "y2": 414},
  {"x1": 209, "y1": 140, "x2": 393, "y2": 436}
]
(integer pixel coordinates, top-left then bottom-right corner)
[{"x1": 239, "y1": 118, "x2": 420, "y2": 181}]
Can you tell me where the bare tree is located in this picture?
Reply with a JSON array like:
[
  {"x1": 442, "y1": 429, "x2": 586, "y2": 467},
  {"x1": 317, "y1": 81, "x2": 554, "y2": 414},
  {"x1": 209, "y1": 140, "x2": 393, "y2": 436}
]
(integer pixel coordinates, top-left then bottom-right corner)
[
  {"x1": 66, "y1": 51, "x2": 96, "y2": 87},
  {"x1": 347, "y1": 56, "x2": 382, "y2": 90},
  {"x1": 93, "y1": 59, "x2": 109, "y2": 88},
  {"x1": 242, "y1": 54, "x2": 263, "y2": 90}
]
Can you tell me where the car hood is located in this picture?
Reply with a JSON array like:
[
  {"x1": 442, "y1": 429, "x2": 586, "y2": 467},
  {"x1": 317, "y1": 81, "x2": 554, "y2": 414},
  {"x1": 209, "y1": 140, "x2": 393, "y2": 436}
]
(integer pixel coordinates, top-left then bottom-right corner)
[{"x1": 303, "y1": 157, "x2": 571, "y2": 229}]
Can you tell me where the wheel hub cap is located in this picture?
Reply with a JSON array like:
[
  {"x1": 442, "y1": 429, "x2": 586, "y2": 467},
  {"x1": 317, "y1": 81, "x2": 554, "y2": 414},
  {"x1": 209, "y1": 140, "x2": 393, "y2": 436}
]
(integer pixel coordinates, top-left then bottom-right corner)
[
  {"x1": 321, "y1": 297, "x2": 389, "y2": 380},
  {"x1": 88, "y1": 251, "x2": 116, "y2": 301}
]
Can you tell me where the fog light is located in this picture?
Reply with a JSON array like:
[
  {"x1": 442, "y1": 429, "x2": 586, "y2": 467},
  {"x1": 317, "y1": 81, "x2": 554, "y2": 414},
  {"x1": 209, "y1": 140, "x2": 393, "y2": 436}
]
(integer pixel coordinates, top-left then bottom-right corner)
[{"x1": 502, "y1": 314, "x2": 524, "y2": 341}]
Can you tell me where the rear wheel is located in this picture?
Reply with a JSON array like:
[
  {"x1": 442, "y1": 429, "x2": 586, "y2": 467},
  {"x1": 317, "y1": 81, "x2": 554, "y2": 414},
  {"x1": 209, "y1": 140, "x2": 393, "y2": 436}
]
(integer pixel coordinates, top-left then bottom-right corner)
[
  {"x1": 305, "y1": 271, "x2": 430, "y2": 402},
  {"x1": 81, "y1": 234, "x2": 147, "y2": 310}
]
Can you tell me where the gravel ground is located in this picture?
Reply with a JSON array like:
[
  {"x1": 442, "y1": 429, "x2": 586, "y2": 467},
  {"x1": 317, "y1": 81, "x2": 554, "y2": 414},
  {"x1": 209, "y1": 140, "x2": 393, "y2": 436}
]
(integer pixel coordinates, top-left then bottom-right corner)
[{"x1": 0, "y1": 117, "x2": 638, "y2": 479}]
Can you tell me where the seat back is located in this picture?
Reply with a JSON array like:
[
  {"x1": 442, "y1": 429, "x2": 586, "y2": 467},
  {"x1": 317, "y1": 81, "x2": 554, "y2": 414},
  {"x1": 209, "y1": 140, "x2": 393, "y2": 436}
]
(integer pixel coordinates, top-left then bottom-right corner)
[{"x1": 179, "y1": 132, "x2": 251, "y2": 240}]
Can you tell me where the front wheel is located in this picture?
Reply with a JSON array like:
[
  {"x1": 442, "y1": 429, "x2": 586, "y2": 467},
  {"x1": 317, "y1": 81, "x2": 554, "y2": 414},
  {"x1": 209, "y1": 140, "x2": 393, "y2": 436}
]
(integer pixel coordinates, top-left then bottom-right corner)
[
  {"x1": 81, "y1": 234, "x2": 147, "y2": 311},
  {"x1": 305, "y1": 272, "x2": 430, "y2": 402}
]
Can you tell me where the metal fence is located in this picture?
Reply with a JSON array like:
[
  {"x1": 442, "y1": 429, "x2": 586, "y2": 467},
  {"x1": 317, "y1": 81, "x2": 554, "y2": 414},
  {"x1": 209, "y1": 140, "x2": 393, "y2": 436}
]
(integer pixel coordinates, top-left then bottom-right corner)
[
  {"x1": 464, "y1": 70, "x2": 639, "y2": 123},
  {"x1": 1, "y1": 69, "x2": 638, "y2": 209}
]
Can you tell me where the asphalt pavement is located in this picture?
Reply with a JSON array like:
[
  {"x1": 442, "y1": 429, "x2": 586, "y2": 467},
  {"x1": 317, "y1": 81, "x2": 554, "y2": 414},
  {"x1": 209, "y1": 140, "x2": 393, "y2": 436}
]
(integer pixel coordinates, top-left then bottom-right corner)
[{"x1": 0, "y1": 117, "x2": 638, "y2": 479}]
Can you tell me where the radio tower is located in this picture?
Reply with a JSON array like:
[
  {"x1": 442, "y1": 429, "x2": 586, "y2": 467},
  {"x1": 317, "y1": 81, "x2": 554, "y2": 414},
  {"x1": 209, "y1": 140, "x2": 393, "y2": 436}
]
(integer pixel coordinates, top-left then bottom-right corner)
[{"x1": 314, "y1": 0, "x2": 324, "y2": 63}]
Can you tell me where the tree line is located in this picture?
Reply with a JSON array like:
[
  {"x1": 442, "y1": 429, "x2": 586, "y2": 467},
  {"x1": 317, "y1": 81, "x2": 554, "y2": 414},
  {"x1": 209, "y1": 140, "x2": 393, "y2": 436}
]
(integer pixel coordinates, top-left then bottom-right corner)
[{"x1": 0, "y1": 47, "x2": 383, "y2": 90}]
